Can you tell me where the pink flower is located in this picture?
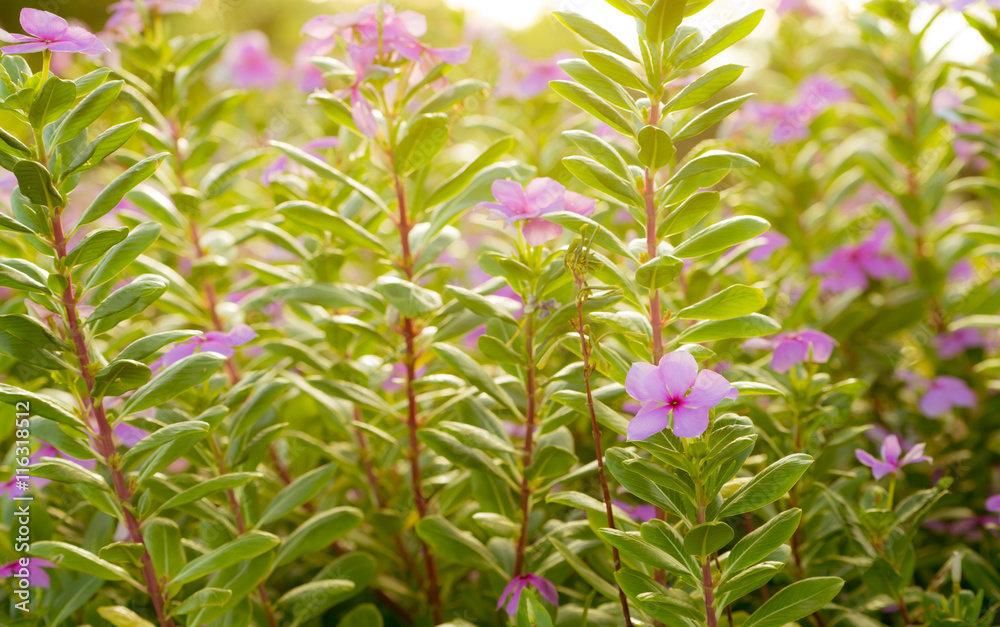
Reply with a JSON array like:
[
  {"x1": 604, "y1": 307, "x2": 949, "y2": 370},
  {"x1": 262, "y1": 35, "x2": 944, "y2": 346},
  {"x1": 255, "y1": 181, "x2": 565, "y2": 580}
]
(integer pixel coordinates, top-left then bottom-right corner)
[
  {"x1": 496, "y1": 51, "x2": 570, "y2": 99},
  {"x1": 936, "y1": 327, "x2": 986, "y2": 359},
  {"x1": 744, "y1": 330, "x2": 836, "y2": 373},
  {"x1": 0, "y1": 9, "x2": 108, "y2": 55},
  {"x1": 382, "y1": 362, "x2": 427, "y2": 394},
  {"x1": 812, "y1": 222, "x2": 911, "y2": 292},
  {"x1": 855, "y1": 435, "x2": 931, "y2": 480},
  {"x1": 746, "y1": 231, "x2": 790, "y2": 262},
  {"x1": 152, "y1": 324, "x2": 257, "y2": 370},
  {"x1": 218, "y1": 31, "x2": 283, "y2": 90},
  {"x1": 625, "y1": 350, "x2": 738, "y2": 440},
  {"x1": 987, "y1": 494, "x2": 1000, "y2": 522},
  {"x1": 475, "y1": 178, "x2": 595, "y2": 246},
  {"x1": 920, "y1": 376, "x2": 977, "y2": 417},
  {"x1": 614, "y1": 500, "x2": 657, "y2": 522},
  {"x1": 293, "y1": 38, "x2": 334, "y2": 92},
  {"x1": 0, "y1": 559, "x2": 57, "y2": 588},
  {"x1": 115, "y1": 423, "x2": 148, "y2": 448},
  {"x1": 496, "y1": 573, "x2": 558, "y2": 616},
  {"x1": 776, "y1": 0, "x2": 819, "y2": 15}
]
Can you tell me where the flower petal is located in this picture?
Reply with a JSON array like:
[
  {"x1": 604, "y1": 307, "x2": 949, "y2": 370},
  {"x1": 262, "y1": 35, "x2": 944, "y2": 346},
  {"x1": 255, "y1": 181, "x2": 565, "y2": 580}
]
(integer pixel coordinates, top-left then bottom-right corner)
[
  {"x1": 528, "y1": 574, "x2": 559, "y2": 606},
  {"x1": 986, "y1": 494, "x2": 1000, "y2": 513},
  {"x1": 880, "y1": 435, "x2": 901, "y2": 465},
  {"x1": 855, "y1": 449, "x2": 895, "y2": 479},
  {"x1": 625, "y1": 362, "x2": 669, "y2": 403},
  {"x1": 899, "y1": 442, "x2": 931, "y2": 466},
  {"x1": 564, "y1": 190, "x2": 595, "y2": 216},
  {"x1": 657, "y1": 350, "x2": 698, "y2": 398},
  {"x1": 522, "y1": 218, "x2": 563, "y2": 246},
  {"x1": 491, "y1": 179, "x2": 527, "y2": 211},
  {"x1": 771, "y1": 338, "x2": 808, "y2": 373},
  {"x1": 684, "y1": 369, "x2": 734, "y2": 408},
  {"x1": 671, "y1": 404, "x2": 710, "y2": 438},
  {"x1": 627, "y1": 402, "x2": 672, "y2": 441},
  {"x1": 20, "y1": 9, "x2": 68, "y2": 41},
  {"x1": 525, "y1": 177, "x2": 566, "y2": 214}
]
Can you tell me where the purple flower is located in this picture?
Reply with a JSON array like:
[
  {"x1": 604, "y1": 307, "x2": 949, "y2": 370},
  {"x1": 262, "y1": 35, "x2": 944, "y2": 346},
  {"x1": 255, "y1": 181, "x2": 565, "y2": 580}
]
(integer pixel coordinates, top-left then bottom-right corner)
[
  {"x1": 812, "y1": 222, "x2": 911, "y2": 292},
  {"x1": 614, "y1": 500, "x2": 657, "y2": 522},
  {"x1": 746, "y1": 231, "x2": 790, "y2": 262},
  {"x1": 0, "y1": 9, "x2": 107, "y2": 55},
  {"x1": 217, "y1": 31, "x2": 283, "y2": 90},
  {"x1": 920, "y1": 375, "x2": 977, "y2": 417},
  {"x1": 496, "y1": 573, "x2": 558, "y2": 616},
  {"x1": 936, "y1": 327, "x2": 986, "y2": 359},
  {"x1": 855, "y1": 435, "x2": 931, "y2": 480},
  {"x1": 744, "y1": 330, "x2": 836, "y2": 373},
  {"x1": 475, "y1": 178, "x2": 595, "y2": 246},
  {"x1": 987, "y1": 494, "x2": 1000, "y2": 521},
  {"x1": 152, "y1": 324, "x2": 257, "y2": 370},
  {"x1": 776, "y1": 0, "x2": 818, "y2": 15},
  {"x1": 115, "y1": 423, "x2": 149, "y2": 448},
  {"x1": 624, "y1": 350, "x2": 738, "y2": 440},
  {"x1": 0, "y1": 559, "x2": 57, "y2": 588}
]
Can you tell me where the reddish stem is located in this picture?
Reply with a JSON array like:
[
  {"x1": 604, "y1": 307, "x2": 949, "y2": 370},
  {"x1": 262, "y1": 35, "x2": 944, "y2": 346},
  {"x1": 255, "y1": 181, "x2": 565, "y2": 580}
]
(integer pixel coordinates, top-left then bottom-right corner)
[
  {"x1": 392, "y1": 169, "x2": 443, "y2": 624},
  {"x1": 51, "y1": 214, "x2": 174, "y2": 627},
  {"x1": 513, "y1": 310, "x2": 537, "y2": 577},
  {"x1": 573, "y1": 285, "x2": 633, "y2": 626}
]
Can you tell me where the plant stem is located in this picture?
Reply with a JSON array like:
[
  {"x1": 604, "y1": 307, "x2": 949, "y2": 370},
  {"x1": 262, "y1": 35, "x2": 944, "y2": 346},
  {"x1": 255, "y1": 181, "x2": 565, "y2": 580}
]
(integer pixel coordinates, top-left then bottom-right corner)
[
  {"x1": 51, "y1": 212, "x2": 174, "y2": 627},
  {"x1": 391, "y1": 168, "x2": 443, "y2": 624},
  {"x1": 697, "y1": 507, "x2": 717, "y2": 627},
  {"x1": 513, "y1": 308, "x2": 537, "y2": 577},
  {"x1": 572, "y1": 279, "x2": 633, "y2": 626}
]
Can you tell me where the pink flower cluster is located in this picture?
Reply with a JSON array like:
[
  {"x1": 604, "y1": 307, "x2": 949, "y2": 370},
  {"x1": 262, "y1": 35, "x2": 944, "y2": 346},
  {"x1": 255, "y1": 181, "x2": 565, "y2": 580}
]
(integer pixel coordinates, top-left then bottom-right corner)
[{"x1": 813, "y1": 222, "x2": 910, "y2": 292}]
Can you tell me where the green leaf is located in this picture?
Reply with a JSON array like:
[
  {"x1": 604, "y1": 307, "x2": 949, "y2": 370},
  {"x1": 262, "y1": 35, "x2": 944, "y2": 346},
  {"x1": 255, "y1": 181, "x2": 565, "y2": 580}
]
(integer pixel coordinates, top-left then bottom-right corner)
[
  {"x1": 446, "y1": 284, "x2": 517, "y2": 325},
  {"x1": 558, "y1": 59, "x2": 637, "y2": 112},
  {"x1": 76, "y1": 152, "x2": 168, "y2": 226},
  {"x1": 717, "y1": 562, "x2": 784, "y2": 605},
  {"x1": 171, "y1": 588, "x2": 232, "y2": 616},
  {"x1": 526, "y1": 445, "x2": 578, "y2": 480},
  {"x1": 724, "y1": 509, "x2": 801, "y2": 575},
  {"x1": 551, "y1": 81, "x2": 632, "y2": 136},
  {"x1": 201, "y1": 150, "x2": 267, "y2": 199},
  {"x1": 426, "y1": 136, "x2": 515, "y2": 206},
  {"x1": 678, "y1": 10, "x2": 764, "y2": 69},
  {"x1": 97, "y1": 606, "x2": 156, "y2": 627},
  {"x1": 276, "y1": 507, "x2": 364, "y2": 566},
  {"x1": 29, "y1": 76, "x2": 77, "y2": 127},
  {"x1": 121, "y1": 422, "x2": 210, "y2": 485},
  {"x1": 564, "y1": 129, "x2": 632, "y2": 180},
  {"x1": 666, "y1": 64, "x2": 746, "y2": 111},
  {"x1": 583, "y1": 50, "x2": 648, "y2": 91},
  {"x1": 0, "y1": 314, "x2": 66, "y2": 351},
  {"x1": 667, "y1": 150, "x2": 757, "y2": 188},
  {"x1": 676, "y1": 313, "x2": 780, "y2": 343},
  {"x1": 65, "y1": 119, "x2": 142, "y2": 176},
  {"x1": 563, "y1": 155, "x2": 642, "y2": 206},
  {"x1": 0, "y1": 384, "x2": 80, "y2": 426},
  {"x1": 145, "y1": 518, "x2": 186, "y2": 578},
  {"x1": 646, "y1": 0, "x2": 686, "y2": 44},
  {"x1": 277, "y1": 580, "x2": 356, "y2": 625},
  {"x1": 171, "y1": 531, "x2": 280, "y2": 587},
  {"x1": 417, "y1": 79, "x2": 488, "y2": 114},
  {"x1": 374, "y1": 276, "x2": 442, "y2": 317},
  {"x1": 599, "y1": 528, "x2": 691, "y2": 575},
  {"x1": 636, "y1": 255, "x2": 685, "y2": 291},
  {"x1": 555, "y1": 12, "x2": 638, "y2": 61},
  {"x1": 543, "y1": 211, "x2": 637, "y2": 261},
  {"x1": 92, "y1": 359, "x2": 151, "y2": 398},
  {"x1": 420, "y1": 429, "x2": 516, "y2": 486},
  {"x1": 433, "y1": 343, "x2": 519, "y2": 414},
  {"x1": 53, "y1": 80, "x2": 124, "y2": 146},
  {"x1": 742, "y1": 577, "x2": 844, "y2": 627},
  {"x1": 641, "y1": 519, "x2": 702, "y2": 578},
  {"x1": 0, "y1": 259, "x2": 49, "y2": 294},
  {"x1": 31, "y1": 458, "x2": 109, "y2": 491},
  {"x1": 116, "y1": 330, "x2": 198, "y2": 363},
  {"x1": 256, "y1": 464, "x2": 339, "y2": 527},
  {"x1": 84, "y1": 222, "x2": 162, "y2": 289},
  {"x1": 674, "y1": 94, "x2": 753, "y2": 141},
  {"x1": 270, "y1": 140, "x2": 389, "y2": 213},
  {"x1": 677, "y1": 285, "x2": 766, "y2": 320},
  {"x1": 395, "y1": 113, "x2": 449, "y2": 174},
  {"x1": 717, "y1": 454, "x2": 813, "y2": 518},
  {"x1": 120, "y1": 352, "x2": 226, "y2": 415},
  {"x1": 65, "y1": 227, "x2": 128, "y2": 267},
  {"x1": 12, "y1": 160, "x2": 60, "y2": 207},
  {"x1": 638, "y1": 125, "x2": 675, "y2": 170},
  {"x1": 31, "y1": 541, "x2": 136, "y2": 583},
  {"x1": 672, "y1": 216, "x2": 769, "y2": 258},
  {"x1": 683, "y1": 521, "x2": 733, "y2": 557},
  {"x1": 155, "y1": 472, "x2": 261, "y2": 514},
  {"x1": 416, "y1": 516, "x2": 504, "y2": 575},
  {"x1": 659, "y1": 191, "x2": 720, "y2": 237},
  {"x1": 276, "y1": 200, "x2": 386, "y2": 252},
  {"x1": 550, "y1": 537, "x2": 619, "y2": 600},
  {"x1": 337, "y1": 604, "x2": 383, "y2": 627}
]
